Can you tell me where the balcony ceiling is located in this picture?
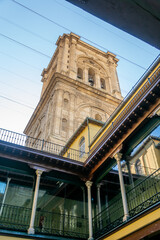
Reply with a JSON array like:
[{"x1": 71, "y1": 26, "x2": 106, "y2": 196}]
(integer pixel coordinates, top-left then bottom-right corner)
[{"x1": 66, "y1": 0, "x2": 160, "y2": 49}]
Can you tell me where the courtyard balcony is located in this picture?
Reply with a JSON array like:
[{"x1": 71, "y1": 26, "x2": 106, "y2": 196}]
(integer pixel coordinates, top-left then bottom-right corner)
[
  {"x1": 93, "y1": 168, "x2": 160, "y2": 238},
  {"x1": 0, "y1": 203, "x2": 88, "y2": 239},
  {"x1": 0, "y1": 166, "x2": 159, "y2": 239},
  {"x1": 0, "y1": 128, "x2": 88, "y2": 163}
]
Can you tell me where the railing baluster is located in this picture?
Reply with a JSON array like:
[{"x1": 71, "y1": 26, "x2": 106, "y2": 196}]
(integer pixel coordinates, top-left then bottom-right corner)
[{"x1": 0, "y1": 128, "x2": 89, "y2": 162}]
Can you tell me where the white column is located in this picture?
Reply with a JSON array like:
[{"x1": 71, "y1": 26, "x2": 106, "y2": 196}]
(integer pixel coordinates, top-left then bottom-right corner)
[
  {"x1": 28, "y1": 169, "x2": 43, "y2": 234},
  {"x1": 85, "y1": 181, "x2": 93, "y2": 240},
  {"x1": 114, "y1": 153, "x2": 129, "y2": 221},
  {"x1": 0, "y1": 177, "x2": 11, "y2": 216}
]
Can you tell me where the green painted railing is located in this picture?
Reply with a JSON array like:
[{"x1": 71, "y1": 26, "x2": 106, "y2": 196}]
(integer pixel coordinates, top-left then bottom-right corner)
[
  {"x1": 93, "y1": 195, "x2": 123, "y2": 237},
  {"x1": 35, "y1": 209, "x2": 88, "y2": 238},
  {"x1": 93, "y1": 168, "x2": 160, "y2": 238},
  {"x1": 0, "y1": 203, "x2": 88, "y2": 239},
  {"x1": 0, "y1": 203, "x2": 31, "y2": 231},
  {"x1": 0, "y1": 128, "x2": 88, "y2": 162},
  {"x1": 127, "y1": 168, "x2": 160, "y2": 217}
]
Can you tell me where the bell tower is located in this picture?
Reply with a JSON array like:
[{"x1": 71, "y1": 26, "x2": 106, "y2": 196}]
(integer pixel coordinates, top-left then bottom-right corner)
[{"x1": 24, "y1": 33, "x2": 123, "y2": 145}]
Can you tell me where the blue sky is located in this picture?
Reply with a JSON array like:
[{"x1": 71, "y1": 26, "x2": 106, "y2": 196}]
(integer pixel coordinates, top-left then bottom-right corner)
[{"x1": 0, "y1": 0, "x2": 159, "y2": 134}]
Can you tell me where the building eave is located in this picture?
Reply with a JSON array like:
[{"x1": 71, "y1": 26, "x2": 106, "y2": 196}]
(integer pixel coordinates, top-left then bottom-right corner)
[{"x1": 90, "y1": 55, "x2": 160, "y2": 148}]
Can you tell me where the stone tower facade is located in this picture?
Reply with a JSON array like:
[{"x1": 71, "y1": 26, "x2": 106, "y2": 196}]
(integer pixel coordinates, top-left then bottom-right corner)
[{"x1": 24, "y1": 33, "x2": 123, "y2": 145}]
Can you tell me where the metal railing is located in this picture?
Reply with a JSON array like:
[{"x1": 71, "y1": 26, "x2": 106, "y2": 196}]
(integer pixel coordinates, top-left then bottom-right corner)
[
  {"x1": 0, "y1": 128, "x2": 88, "y2": 162},
  {"x1": 0, "y1": 203, "x2": 31, "y2": 231},
  {"x1": 0, "y1": 203, "x2": 88, "y2": 239},
  {"x1": 93, "y1": 168, "x2": 160, "y2": 238},
  {"x1": 35, "y1": 209, "x2": 88, "y2": 239},
  {"x1": 127, "y1": 168, "x2": 160, "y2": 217},
  {"x1": 93, "y1": 195, "x2": 123, "y2": 238}
]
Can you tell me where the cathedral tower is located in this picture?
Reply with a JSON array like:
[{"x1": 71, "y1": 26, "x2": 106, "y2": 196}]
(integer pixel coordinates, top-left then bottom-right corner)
[{"x1": 24, "y1": 33, "x2": 123, "y2": 145}]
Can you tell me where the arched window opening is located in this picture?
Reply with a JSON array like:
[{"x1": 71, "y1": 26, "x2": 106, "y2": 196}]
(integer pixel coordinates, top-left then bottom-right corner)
[
  {"x1": 88, "y1": 68, "x2": 95, "y2": 86},
  {"x1": 95, "y1": 114, "x2": 102, "y2": 121},
  {"x1": 64, "y1": 98, "x2": 69, "y2": 109},
  {"x1": 135, "y1": 159, "x2": 142, "y2": 175},
  {"x1": 77, "y1": 68, "x2": 83, "y2": 80},
  {"x1": 100, "y1": 78, "x2": 106, "y2": 89},
  {"x1": 62, "y1": 118, "x2": 67, "y2": 132},
  {"x1": 79, "y1": 137, "x2": 85, "y2": 158}
]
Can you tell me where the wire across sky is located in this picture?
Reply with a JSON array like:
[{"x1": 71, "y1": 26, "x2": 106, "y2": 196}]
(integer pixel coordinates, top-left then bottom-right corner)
[{"x1": 0, "y1": 0, "x2": 159, "y2": 133}]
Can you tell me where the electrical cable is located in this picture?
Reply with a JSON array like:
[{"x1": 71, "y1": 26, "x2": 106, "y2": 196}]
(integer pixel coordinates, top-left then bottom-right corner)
[
  {"x1": 0, "y1": 65, "x2": 40, "y2": 85},
  {"x1": 0, "y1": 95, "x2": 34, "y2": 109},
  {"x1": 0, "y1": 0, "x2": 153, "y2": 108},
  {"x1": 10, "y1": 0, "x2": 147, "y2": 70},
  {"x1": 0, "y1": 32, "x2": 51, "y2": 59},
  {"x1": 0, "y1": 80, "x2": 39, "y2": 98},
  {"x1": 0, "y1": 103, "x2": 32, "y2": 115},
  {"x1": 54, "y1": 0, "x2": 155, "y2": 55},
  {"x1": 0, "y1": 51, "x2": 42, "y2": 71},
  {"x1": 0, "y1": 16, "x2": 53, "y2": 45}
]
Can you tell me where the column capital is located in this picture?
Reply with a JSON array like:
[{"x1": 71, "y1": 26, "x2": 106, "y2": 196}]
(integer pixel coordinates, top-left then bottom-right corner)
[
  {"x1": 29, "y1": 164, "x2": 50, "y2": 173},
  {"x1": 114, "y1": 152, "x2": 122, "y2": 162},
  {"x1": 97, "y1": 183, "x2": 102, "y2": 189},
  {"x1": 36, "y1": 169, "x2": 43, "y2": 177},
  {"x1": 85, "y1": 181, "x2": 93, "y2": 188}
]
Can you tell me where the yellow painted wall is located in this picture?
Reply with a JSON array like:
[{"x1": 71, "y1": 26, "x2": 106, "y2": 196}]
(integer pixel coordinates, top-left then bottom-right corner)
[
  {"x1": 128, "y1": 138, "x2": 160, "y2": 175},
  {"x1": 67, "y1": 122, "x2": 102, "y2": 152},
  {"x1": 103, "y1": 207, "x2": 160, "y2": 240},
  {"x1": 63, "y1": 122, "x2": 102, "y2": 162},
  {"x1": 68, "y1": 126, "x2": 89, "y2": 153},
  {"x1": 89, "y1": 123, "x2": 102, "y2": 144},
  {"x1": 90, "y1": 63, "x2": 160, "y2": 150},
  {"x1": 155, "y1": 147, "x2": 160, "y2": 167},
  {"x1": 0, "y1": 237, "x2": 36, "y2": 240}
]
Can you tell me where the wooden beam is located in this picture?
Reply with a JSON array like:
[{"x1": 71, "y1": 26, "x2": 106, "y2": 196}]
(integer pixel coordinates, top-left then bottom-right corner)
[{"x1": 88, "y1": 99, "x2": 160, "y2": 179}]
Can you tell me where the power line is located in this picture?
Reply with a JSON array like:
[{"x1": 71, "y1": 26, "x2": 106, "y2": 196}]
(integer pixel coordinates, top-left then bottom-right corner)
[
  {"x1": 11, "y1": 0, "x2": 71, "y2": 32},
  {"x1": 0, "y1": 80, "x2": 39, "y2": 98},
  {"x1": 0, "y1": 95, "x2": 34, "y2": 109},
  {"x1": 0, "y1": 103, "x2": 31, "y2": 116},
  {"x1": 54, "y1": 0, "x2": 155, "y2": 55},
  {"x1": 0, "y1": 32, "x2": 51, "y2": 59},
  {"x1": 11, "y1": 0, "x2": 147, "y2": 70},
  {"x1": 0, "y1": 51, "x2": 42, "y2": 71},
  {"x1": 0, "y1": 15, "x2": 54, "y2": 45},
  {"x1": 82, "y1": 37, "x2": 147, "y2": 70},
  {"x1": 0, "y1": 65, "x2": 40, "y2": 85}
]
